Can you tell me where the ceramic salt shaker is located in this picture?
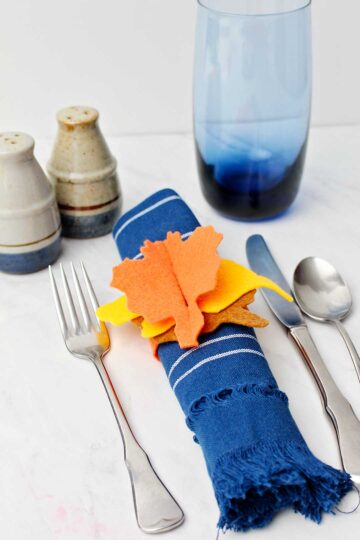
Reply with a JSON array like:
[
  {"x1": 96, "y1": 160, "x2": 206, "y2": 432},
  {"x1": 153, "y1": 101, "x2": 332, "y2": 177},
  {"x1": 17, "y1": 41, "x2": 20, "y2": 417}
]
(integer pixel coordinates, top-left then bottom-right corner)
[
  {"x1": 47, "y1": 106, "x2": 121, "y2": 238},
  {"x1": 0, "y1": 132, "x2": 61, "y2": 274}
]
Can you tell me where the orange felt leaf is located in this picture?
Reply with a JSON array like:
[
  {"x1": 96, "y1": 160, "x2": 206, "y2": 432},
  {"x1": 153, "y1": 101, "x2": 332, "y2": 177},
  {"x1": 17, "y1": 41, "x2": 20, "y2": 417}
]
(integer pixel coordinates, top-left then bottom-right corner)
[{"x1": 111, "y1": 226, "x2": 223, "y2": 348}]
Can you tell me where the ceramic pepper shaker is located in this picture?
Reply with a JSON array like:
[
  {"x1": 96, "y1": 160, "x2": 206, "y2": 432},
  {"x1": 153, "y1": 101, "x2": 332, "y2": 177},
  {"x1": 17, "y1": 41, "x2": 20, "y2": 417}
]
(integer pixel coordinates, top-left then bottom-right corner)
[
  {"x1": 0, "y1": 132, "x2": 61, "y2": 273},
  {"x1": 47, "y1": 106, "x2": 121, "y2": 238}
]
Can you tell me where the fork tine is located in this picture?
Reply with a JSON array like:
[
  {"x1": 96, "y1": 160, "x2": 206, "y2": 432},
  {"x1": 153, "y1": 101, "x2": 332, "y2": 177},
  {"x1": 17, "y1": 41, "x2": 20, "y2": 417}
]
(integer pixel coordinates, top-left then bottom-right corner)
[
  {"x1": 71, "y1": 262, "x2": 91, "y2": 331},
  {"x1": 49, "y1": 265, "x2": 68, "y2": 338},
  {"x1": 60, "y1": 263, "x2": 80, "y2": 334},
  {"x1": 81, "y1": 262, "x2": 99, "y2": 308},
  {"x1": 81, "y1": 262, "x2": 101, "y2": 331}
]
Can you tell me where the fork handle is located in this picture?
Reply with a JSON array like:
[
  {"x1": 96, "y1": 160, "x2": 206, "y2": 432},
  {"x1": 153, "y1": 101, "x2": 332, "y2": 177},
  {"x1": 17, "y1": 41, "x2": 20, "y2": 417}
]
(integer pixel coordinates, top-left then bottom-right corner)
[{"x1": 93, "y1": 357, "x2": 184, "y2": 533}]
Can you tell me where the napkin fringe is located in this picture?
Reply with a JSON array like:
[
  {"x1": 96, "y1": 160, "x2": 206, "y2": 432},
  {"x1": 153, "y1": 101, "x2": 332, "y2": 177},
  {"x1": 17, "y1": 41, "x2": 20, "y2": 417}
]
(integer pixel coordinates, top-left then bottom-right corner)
[
  {"x1": 186, "y1": 383, "x2": 288, "y2": 431},
  {"x1": 213, "y1": 439, "x2": 352, "y2": 532}
]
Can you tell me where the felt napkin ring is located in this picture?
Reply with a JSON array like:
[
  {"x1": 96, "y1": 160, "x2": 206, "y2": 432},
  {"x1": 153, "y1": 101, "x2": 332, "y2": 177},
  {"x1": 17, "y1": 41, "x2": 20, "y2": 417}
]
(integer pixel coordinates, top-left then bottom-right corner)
[{"x1": 97, "y1": 226, "x2": 292, "y2": 354}]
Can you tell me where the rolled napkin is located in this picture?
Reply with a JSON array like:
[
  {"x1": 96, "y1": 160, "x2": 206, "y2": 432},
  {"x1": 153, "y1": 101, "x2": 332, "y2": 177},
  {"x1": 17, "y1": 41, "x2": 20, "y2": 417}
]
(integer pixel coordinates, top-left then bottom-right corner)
[{"x1": 112, "y1": 188, "x2": 352, "y2": 531}]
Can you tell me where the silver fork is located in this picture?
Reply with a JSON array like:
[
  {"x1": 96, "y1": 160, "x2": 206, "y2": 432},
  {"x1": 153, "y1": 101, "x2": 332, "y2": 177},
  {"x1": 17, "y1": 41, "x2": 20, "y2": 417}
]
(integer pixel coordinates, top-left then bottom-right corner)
[{"x1": 49, "y1": 262, "x2": 184, "y2": 534}]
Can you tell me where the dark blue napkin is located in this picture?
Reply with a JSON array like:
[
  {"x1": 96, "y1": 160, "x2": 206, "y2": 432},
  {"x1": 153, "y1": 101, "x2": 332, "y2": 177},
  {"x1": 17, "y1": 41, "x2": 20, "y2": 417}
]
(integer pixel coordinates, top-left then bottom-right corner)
[{"x1": 113, "y1": 188, "x2": 352, "y2": 532}]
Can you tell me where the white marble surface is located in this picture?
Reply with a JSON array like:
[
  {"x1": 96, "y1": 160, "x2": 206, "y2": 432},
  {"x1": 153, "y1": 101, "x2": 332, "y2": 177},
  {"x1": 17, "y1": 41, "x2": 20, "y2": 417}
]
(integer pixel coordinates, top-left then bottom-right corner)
[{"x1": 1, "y1": 126, "x2": 360, "y2": 539}]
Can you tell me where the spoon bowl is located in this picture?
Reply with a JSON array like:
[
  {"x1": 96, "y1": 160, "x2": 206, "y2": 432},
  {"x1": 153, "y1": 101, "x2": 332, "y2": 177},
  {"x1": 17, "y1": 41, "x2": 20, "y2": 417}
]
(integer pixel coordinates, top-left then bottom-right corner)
[
  {"x1": 293, "y1": 256, "x2": 360, "y2": 383},
  {"x1": 293, "y1": 256, "x2": 352, "y2": 322}
]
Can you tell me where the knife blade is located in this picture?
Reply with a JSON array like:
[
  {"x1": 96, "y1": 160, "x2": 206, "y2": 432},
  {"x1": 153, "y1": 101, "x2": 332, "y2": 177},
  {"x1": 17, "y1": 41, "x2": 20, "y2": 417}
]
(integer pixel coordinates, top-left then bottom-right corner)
[
  {"x1": 246, "y1": 235, "x2": 304, "y2": 328},
  {"x1": 246, "y1": 234, "x2": 360, "y2": 482}
]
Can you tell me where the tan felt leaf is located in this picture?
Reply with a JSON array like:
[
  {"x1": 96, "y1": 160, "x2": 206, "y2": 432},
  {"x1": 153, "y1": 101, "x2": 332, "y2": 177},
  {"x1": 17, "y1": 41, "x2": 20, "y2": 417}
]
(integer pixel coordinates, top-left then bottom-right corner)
[{"x1": 149, "y1": 292, "x2": 268, "y2": 355}]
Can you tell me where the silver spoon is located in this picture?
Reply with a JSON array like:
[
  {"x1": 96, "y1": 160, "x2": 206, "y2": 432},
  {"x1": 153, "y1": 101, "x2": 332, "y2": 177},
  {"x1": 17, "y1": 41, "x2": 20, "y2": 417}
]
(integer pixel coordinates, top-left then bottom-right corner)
[{"x1": 293, "y1": 256, "x2": 360, "y2": 383}]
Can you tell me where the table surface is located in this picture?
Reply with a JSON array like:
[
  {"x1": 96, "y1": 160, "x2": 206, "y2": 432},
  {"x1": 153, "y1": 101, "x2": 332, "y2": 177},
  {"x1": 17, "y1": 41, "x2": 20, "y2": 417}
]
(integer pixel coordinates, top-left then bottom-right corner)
[{"x1": 1, "y1": 126, "x2": 360, "y2": 540}]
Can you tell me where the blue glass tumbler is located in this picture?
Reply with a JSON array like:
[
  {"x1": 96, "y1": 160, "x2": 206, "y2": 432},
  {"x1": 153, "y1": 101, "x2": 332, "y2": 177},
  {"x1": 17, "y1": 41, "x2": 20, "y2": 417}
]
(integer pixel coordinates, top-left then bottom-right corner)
[{"x1": 194, "y1": 0, "x2": 312, "y2": 220}]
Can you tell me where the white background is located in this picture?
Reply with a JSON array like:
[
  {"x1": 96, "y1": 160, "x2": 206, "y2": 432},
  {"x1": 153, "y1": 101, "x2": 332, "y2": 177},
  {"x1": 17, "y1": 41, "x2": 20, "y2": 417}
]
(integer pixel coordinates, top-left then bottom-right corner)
[
  {"x1": 1, "y1": 0, "x2": 360, "y2": 137},
  {"x1": 1, "y1": 1, "x2": 360, "y2": 538}
]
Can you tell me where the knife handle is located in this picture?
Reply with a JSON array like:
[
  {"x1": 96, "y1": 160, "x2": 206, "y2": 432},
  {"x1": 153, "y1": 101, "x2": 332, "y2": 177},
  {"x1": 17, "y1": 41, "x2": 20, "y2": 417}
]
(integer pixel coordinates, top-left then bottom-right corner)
[{"x1": 290, "y1": 325, "x2": 360, "y2": 481}]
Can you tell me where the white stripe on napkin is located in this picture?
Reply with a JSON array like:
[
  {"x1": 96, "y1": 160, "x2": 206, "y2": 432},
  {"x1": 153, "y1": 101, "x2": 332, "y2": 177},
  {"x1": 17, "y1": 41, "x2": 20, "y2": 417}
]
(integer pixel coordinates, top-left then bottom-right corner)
[
  {"x1": 168, "y1": 333, "x2": 258, "y2": 381},
  {"x1": 132, "y1": 230, "x2": 195, "y2": 260},
  {"x1": 180, "y1": 231, "x2": 193, "y2": 240},
  {"x1": 172, "y1": 348, "x2": 265, "y2": 391},
  {"x1": 114, "y1": 194, "x2": 181, "y2": 241}
]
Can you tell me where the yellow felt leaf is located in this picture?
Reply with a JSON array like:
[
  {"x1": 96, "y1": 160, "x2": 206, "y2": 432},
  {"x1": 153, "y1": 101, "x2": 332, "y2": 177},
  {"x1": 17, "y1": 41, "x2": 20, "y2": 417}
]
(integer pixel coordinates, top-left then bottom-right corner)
[
  {"x1": 96, "y1": 295, "x2": 138, "y2": 326},
  {"x1": 198, "y1": 259, "x2": 293, "y2": 313},
  {"x1": 96, "y1": 321, "x2": 111, "y2": 350},
  {"x1": 141, "y1": 317, "x2": 174, "y2": 338}
]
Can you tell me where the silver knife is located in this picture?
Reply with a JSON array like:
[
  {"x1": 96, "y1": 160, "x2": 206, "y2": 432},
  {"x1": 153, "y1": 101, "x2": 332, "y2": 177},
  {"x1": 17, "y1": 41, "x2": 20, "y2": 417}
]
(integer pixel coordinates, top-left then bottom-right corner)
[{"x1": 246, "y1": 234, "x2": 360, "y2": 482}]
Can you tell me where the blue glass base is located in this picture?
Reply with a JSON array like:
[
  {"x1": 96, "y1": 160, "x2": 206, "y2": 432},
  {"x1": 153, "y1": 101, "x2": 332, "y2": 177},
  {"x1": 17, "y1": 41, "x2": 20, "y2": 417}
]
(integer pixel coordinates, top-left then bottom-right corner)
[
  {"x1": 196, "y1": 142, "x2": 307, "y2": 221},
  {"x1": 0, "y1": 236, "x2": 61, "y2": 274}
]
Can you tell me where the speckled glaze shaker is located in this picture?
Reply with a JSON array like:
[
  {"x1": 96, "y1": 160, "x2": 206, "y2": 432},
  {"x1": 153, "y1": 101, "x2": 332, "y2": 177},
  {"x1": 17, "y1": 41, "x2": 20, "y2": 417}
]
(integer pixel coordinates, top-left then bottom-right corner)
[
  {"x1": 47, "y1": 106, "x2": 121, "y2": 238},
  {"x1": 0, "y1": 132, "x2": 61, "y2": 273}
]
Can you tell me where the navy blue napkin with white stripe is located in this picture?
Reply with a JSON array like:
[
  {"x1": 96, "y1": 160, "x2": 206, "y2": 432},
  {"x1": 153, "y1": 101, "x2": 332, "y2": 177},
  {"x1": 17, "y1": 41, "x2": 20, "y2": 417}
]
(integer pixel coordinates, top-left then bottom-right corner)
[{"x1": 113, "y1": 188, "x2": 352, "y2": 532}]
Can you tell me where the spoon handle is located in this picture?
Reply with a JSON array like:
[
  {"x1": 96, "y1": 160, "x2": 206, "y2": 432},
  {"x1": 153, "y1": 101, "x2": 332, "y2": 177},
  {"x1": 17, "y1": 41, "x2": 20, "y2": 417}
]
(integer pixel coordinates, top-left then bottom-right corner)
[
  {"x1": 333, "y1": 320, "x2": 360, "y2": 384},
  {"x1": 290, "y1": 325, "x2": 360, "y2": 481}
]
